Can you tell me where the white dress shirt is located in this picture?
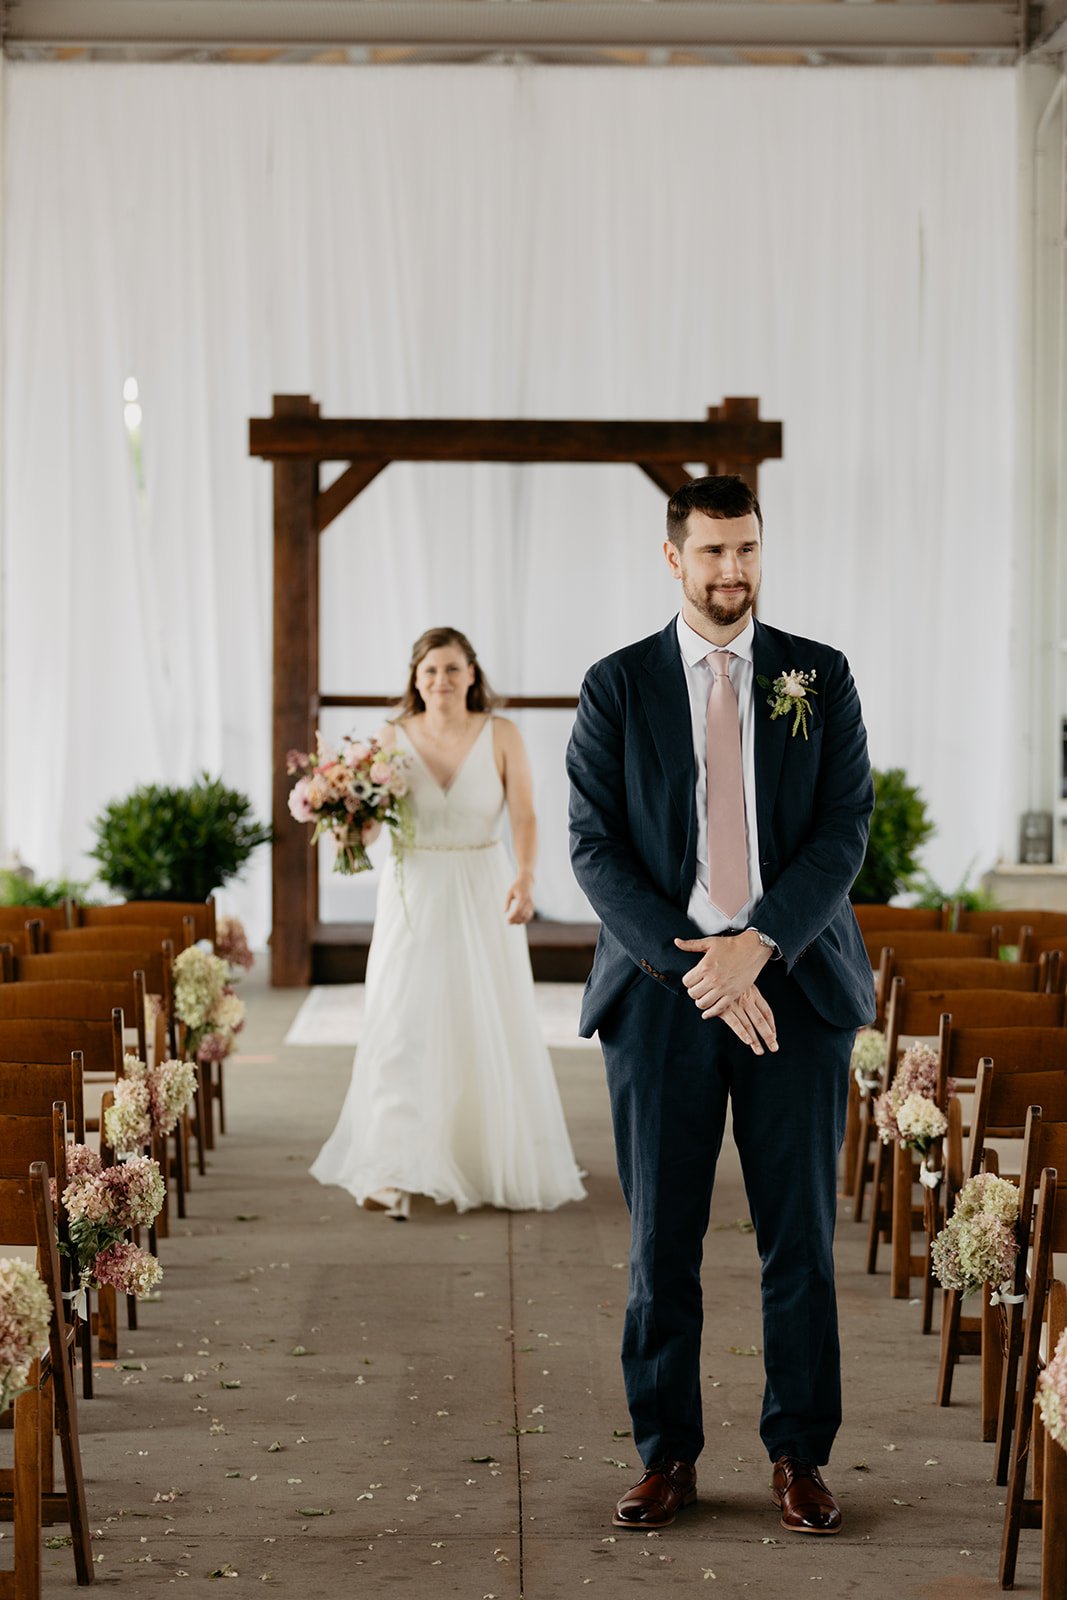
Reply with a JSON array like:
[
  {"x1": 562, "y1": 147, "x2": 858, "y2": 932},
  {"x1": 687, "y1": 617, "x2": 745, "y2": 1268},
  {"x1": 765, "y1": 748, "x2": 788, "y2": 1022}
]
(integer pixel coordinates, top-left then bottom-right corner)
[{"x1": 676, "y1": 612, "x2": 765, "y2": 937}]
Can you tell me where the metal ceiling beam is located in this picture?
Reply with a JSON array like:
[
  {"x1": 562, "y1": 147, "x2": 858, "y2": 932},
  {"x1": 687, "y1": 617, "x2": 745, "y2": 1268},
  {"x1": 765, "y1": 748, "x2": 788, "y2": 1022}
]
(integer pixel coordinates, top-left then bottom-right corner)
[{"x1": 3, "y1": 2, "x2": 1024, "y2": 57}]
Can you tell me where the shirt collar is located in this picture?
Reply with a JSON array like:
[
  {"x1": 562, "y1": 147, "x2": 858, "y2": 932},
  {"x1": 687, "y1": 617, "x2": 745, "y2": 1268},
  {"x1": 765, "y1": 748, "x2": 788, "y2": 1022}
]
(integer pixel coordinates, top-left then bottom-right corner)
[{"x1": 676, "y1": 611, "x2": 755, "y2": 667}]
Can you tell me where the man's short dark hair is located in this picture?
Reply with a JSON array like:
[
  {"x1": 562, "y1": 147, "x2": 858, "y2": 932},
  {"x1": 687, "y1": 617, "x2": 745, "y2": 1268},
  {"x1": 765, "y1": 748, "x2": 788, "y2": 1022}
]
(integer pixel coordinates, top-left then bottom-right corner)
[{"x1": 665, "y1": 475, "x2": 763, "y2": 551}]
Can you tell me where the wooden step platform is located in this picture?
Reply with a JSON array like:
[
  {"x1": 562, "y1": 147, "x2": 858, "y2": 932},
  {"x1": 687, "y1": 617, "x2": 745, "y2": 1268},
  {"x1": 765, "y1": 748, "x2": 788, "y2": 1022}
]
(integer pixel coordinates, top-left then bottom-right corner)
[{"x1": 311, "y1": 920, "x2": 599, "y2": 984}]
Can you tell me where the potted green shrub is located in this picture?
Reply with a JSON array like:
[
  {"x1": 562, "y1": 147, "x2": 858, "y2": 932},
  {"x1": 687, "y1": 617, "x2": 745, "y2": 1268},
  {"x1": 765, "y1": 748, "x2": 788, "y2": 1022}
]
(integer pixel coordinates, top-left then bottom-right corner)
[
  {"x1": 90, "y1": 773, "x2": 271, "y2": 903},
  {"x1": 850, "y1": 766, "x2": 936, "y2": 905}
]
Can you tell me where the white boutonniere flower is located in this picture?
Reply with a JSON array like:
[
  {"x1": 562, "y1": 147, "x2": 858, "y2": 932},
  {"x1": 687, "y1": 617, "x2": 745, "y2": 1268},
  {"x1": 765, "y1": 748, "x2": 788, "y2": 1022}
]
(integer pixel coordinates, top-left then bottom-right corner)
[{"x1": 756, "y1": 667, "x2": 818, "y2": 739}]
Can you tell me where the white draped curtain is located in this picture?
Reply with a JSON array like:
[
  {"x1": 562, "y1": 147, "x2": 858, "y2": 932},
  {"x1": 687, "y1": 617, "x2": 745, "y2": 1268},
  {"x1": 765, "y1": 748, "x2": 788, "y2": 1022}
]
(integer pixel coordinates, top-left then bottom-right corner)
[{"x1": 3, "y1": 62, "x2": 1016, "y2": 943}]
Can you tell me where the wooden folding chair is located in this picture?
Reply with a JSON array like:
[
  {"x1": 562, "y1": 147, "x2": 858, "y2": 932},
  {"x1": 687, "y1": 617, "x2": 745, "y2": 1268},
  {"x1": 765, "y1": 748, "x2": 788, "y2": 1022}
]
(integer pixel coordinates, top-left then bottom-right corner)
[
  {"x1": 862, "y1": 986, "x2": 1065, "y2": 1282},
  {"x1": 0, "y1": 1115, "x2": 93, "y2": 1592},
  {"x1": 934, "y1": 1031, "x2": 1067, "y2": 1426},
  {"x1": 1037, "y1": 1278, "x2": 1067, "y2": 1600},
  {"x1": 1000, "y1": 1135, "x2": 1067, "y2": 1588},
  {"x1": 991, "y1": 1109, "x2": 1067, "y2": 1492}
]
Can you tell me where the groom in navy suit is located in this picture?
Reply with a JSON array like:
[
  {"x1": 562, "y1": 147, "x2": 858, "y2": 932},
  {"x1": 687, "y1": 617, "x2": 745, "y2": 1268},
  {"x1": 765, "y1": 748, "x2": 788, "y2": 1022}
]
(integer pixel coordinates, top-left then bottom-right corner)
[{"x1": 566, "y1": 476, "x2": 875, "y2": 1535}]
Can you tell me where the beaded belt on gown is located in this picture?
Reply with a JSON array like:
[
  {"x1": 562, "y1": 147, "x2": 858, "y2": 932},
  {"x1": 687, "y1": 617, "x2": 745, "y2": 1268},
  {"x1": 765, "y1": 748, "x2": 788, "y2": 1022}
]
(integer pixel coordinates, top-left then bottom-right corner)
[{"x1": 408, "y1": 840, "x2": 500, "y2": 852}]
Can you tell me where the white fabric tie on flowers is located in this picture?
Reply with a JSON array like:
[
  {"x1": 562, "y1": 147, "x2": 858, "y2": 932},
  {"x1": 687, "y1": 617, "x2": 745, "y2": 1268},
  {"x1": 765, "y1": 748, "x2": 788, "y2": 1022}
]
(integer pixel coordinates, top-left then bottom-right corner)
[
  {"x1": 63, "y1": 1284, "x2": 89, "y2": 1320},
  {"x1": 919, "y1": 1165, "x2": 944, "y2": 1190},
  {"x1": 989, "y1": 1285, "x2": 1025, "y2": 1306}
]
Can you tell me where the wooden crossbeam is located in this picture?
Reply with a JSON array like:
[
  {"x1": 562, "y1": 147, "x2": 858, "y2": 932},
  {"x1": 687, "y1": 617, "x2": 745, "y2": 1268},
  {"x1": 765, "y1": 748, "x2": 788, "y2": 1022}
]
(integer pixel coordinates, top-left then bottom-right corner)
[{"x1": 250, "y1": 415, "x2": 782, "y2": 464}]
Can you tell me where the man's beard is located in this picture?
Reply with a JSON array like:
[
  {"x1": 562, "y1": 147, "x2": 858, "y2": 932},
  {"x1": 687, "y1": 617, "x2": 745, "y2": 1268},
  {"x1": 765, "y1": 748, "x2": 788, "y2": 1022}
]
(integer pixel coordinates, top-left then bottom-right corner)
[{"x1": 684, "y1": 577, "x2": 758, "y2": 627}]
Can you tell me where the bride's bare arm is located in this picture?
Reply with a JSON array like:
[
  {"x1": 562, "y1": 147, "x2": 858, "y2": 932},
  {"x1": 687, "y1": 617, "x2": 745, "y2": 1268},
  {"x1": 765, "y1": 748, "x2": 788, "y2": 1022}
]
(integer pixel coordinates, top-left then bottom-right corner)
[{"x1": 496, "y1": 718, "x2": 537, "y2": 925}]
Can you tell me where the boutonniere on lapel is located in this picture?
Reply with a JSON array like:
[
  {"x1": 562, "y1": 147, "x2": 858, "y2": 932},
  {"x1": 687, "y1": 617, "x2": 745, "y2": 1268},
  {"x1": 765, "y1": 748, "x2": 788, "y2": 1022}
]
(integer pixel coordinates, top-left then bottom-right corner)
[{"x1": 756, "y1": 668, "x2": 818, "y2": 740}]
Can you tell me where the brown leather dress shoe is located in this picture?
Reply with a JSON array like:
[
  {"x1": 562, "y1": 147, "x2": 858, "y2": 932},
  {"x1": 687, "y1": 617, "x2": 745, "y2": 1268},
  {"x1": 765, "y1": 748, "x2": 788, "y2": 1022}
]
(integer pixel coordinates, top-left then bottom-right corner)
[
  {"x1": 771, "y1": 1457, "x2": 842, "y2": 1535},
  {"x1": 613, "y1": 1459, "x2": 697, "y2": 1529}
]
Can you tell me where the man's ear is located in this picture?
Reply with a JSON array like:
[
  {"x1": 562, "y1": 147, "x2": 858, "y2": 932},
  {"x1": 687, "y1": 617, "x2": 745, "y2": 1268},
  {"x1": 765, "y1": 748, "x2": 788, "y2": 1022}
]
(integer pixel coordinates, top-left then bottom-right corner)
[{"x1": 663, "y1": 540, "x2": 681, "y2": 579}]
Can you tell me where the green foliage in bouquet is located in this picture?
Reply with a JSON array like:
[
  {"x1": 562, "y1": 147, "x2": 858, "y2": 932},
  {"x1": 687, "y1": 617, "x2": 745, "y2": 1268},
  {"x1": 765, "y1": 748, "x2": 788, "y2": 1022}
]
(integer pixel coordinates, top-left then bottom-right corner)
[
  {"x1": 0, "y1": 869, "x2": 94, "y2": 907},
  {"x1": 90, "y1": 773, "x2": 272, "y2": 903},
  {"x1": 850, "y1": 767, "x2": 936, "y2": 905}
]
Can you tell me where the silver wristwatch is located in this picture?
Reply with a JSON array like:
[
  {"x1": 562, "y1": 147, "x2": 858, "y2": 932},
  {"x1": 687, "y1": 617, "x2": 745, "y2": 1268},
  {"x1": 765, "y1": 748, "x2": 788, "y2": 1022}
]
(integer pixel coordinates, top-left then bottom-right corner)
[{"x1": 752, "y1": 929, "x2": 781, "y2": 958}]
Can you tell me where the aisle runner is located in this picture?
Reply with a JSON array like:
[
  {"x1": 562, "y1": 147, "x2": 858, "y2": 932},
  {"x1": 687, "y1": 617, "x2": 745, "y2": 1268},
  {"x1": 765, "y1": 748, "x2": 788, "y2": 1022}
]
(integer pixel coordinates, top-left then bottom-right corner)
[{"x1": 284, "y1": 982, "x2": 597, "y2": 1050}]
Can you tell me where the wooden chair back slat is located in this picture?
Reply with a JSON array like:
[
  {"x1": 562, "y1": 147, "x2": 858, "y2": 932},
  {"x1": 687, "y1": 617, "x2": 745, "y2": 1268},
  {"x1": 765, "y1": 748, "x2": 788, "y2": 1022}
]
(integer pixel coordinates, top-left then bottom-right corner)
[
  {"x1": 45, "y1": 924, "x2": 175, "y2": 955},
  {"x1": 0, "y1": 1106, "x2": 67, "y2": 1185},
  {"x1": 0, "y1": 976, "x2": 137, "y2": 1022},
  {"x1": 0, "y1": 906, "x2": 68, "y2": 932},
  {"x1": 0, "y1": 1015, "x2": 123, "y2": 1079},
  {"x1": 852, "y1": 904, "x2": 948, "y2": 933},
  {"x1": 892, "y1": 958, "x2": 1042, "y2": 993},
  {"x1": 0, "y1": 1058, "x2": 83, "y2": 1141},
  {"x1": 951, "y1": 1027, "x2": 1067, "y2": 1080},
  {"x1": 13, "y1": 950, "x2": 166, "y2": 989},
  {"x1": 865, "y1": 929, "x2": 994, "y2": 967},
  {"x1": 76, "y1": 896, "x2": 215, "y2": 946},
  {"x1": 961, "y1": 908, "x2": 1067, "y2": 941}
]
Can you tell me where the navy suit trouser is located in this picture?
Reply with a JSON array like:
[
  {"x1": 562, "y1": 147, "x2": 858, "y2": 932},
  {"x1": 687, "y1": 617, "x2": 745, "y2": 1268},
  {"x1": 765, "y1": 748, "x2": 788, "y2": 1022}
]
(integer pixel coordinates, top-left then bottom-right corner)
[{"x1": 599, "y1": 959, "x2": 854, "y2": 1469}]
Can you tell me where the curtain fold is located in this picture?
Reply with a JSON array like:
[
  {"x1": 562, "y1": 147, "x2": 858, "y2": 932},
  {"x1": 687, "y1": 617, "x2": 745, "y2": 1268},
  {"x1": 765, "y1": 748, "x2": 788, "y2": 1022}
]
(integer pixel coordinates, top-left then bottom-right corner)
[{"x1": 3, "y1": 63, "x2": 1016, "y2": 939}]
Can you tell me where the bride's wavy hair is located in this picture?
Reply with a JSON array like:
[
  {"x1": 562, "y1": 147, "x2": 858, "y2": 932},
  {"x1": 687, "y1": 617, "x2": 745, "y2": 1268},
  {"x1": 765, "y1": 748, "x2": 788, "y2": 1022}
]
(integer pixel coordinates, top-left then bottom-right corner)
[{"x1": 396, "y1": 627, "x2": 503, "y2": 718}]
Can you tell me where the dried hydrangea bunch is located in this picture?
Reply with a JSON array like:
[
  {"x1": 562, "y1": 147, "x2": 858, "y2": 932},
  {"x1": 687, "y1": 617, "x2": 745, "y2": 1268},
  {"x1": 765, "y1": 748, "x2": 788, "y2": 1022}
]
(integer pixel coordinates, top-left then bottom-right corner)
[
  {"x1": 104, "y1": 1054, "x2": 199, "y2": 1155},
  {"x1": 1039, "y1": 1326, "x2": 1067, "y2": 1452},
  {"x1": 931, "y1": 1173, "x2": 1021, "y2": 1301},
  {"x1": 61, "y1": 1146, "x2": 165, "y2": 1300},
  {"x1": 0, "y1": 1258, "x2": 51, "y2": 1413},
  {"x1": 873, "y1": 1042, "x2": 952, "y2": 1150},
  {"x1": 173, "y1": 945, "x2": 246, "y2": 1064},
  {"x1": 851, "y1": 1027, "x2": 887, "y2": 1097}
]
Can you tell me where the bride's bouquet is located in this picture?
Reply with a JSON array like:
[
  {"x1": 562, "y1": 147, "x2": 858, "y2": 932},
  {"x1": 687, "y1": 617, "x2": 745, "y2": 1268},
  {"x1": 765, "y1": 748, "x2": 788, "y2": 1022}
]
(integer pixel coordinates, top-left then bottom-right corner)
[{"x1": 287, "y1": 732, "x2": 414, "y2": 876}]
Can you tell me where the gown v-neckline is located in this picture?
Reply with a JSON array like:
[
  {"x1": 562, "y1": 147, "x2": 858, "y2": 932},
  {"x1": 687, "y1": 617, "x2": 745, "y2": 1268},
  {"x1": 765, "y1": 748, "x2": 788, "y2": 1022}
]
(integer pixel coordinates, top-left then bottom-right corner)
[{"x1": 400, "y1": 716, "x2": 491, "y2": 796}]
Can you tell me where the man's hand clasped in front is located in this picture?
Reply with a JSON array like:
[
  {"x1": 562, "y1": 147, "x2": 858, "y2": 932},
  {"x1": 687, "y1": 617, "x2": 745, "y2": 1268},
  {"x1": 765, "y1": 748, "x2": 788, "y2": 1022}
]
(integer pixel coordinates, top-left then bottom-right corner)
[{"x1": 673, "y1": 928, "x2": 779, "y2": 1056}]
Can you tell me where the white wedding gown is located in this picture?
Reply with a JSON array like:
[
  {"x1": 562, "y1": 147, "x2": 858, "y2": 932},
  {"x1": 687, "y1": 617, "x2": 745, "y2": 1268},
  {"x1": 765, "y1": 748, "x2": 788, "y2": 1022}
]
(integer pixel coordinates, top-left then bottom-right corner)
[{"x1": 310, "y1": 718, "x2": 587, "y2": 1212}]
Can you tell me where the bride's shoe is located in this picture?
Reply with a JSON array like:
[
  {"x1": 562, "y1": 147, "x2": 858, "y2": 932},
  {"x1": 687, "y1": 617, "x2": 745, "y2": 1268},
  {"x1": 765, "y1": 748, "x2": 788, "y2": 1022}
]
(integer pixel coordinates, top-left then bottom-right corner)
[{"x1": 364, "y1": 1187, "x2": 411, "y2": 1220}]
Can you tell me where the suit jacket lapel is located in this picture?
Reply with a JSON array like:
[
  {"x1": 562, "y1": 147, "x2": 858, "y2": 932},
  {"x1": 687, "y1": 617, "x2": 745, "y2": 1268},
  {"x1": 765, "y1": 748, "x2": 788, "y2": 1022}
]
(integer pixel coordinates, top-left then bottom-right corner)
[
  {"x1": 752, "y1": 620, "x2": 788, "y2": 849},
  {"x1": 638, "y1": 621, "x2": 696, "y2": 836}
]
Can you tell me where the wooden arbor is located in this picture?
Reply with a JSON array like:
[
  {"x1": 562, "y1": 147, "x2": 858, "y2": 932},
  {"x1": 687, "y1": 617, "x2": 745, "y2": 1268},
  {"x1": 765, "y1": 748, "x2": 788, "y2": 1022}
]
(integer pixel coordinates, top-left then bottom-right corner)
[{"x1": 249, "y1": 395, "x2": 783, "y2": 986}]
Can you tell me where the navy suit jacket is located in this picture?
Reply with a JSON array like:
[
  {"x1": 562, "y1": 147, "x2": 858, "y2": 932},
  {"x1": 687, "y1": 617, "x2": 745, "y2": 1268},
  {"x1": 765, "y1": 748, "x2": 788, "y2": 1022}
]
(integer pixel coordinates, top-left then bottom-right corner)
[{"x1": 566, "y1": 617, "x2": 876, "y2": 1037}]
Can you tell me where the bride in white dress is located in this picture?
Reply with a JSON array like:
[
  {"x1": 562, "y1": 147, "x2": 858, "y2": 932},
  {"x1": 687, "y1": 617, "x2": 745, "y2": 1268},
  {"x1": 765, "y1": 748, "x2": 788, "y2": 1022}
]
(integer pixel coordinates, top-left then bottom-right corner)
[{"x1": 310, "y1": 626, "x2": 586, "y2": 1218}]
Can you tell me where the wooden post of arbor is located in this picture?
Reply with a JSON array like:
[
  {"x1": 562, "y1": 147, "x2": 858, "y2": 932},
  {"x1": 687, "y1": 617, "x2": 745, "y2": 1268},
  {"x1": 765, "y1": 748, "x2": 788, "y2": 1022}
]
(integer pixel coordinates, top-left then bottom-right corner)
[
  {"x1": 270, "y1": 396, "x2": 321, "y2": 989},
  {"x1": 251, "y1": 397, "x2": 784, "y2": 986}
]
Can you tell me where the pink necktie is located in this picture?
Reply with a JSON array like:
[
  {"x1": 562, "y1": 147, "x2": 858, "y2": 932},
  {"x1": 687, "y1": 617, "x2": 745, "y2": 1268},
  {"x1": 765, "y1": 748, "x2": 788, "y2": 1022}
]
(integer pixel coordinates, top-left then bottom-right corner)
[{"x1": 705, "y1": 651, "x2": 749, "y2": 918}]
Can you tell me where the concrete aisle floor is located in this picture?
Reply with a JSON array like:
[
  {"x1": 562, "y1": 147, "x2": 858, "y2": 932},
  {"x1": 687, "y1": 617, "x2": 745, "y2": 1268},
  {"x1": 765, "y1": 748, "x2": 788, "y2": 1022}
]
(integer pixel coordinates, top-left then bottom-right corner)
[{"x1": 30, "y1": 968, "x2": 1038, "y2": 1600}]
